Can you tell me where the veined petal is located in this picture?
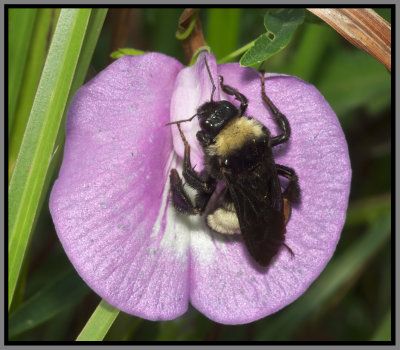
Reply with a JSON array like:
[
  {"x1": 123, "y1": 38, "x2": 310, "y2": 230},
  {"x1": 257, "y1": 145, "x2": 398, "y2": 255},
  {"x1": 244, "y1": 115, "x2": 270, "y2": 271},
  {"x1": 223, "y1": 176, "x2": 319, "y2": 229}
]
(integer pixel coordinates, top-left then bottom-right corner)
[
  {"x1": 50, "y1": 53, "x2": 191, "y2": 320},
  {"x1": 50, "y1": 51, "x2": 351, "y2": 325},
  {"x1": 189, "y1": 62, "x2": 351, "y2": 324}
]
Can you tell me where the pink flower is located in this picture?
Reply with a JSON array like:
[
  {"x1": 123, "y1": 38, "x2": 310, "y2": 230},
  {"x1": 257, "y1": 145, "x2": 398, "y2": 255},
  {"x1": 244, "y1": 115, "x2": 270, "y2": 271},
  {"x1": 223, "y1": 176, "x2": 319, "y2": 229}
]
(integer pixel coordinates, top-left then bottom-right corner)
[{"x1": 49, "y1": 52, "x2": 351, "y2": 324}]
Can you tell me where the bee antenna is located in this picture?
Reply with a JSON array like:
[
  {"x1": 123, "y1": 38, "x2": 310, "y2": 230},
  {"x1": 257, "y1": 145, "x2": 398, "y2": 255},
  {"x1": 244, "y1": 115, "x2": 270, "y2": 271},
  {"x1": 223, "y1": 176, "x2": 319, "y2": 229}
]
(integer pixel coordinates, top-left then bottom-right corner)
[
  {"x1": 204, "y1": 56, "x2": 216, "y2": 102},
  {"x1": 165, "y1": 113, "x2": 197, "y2": 126}
]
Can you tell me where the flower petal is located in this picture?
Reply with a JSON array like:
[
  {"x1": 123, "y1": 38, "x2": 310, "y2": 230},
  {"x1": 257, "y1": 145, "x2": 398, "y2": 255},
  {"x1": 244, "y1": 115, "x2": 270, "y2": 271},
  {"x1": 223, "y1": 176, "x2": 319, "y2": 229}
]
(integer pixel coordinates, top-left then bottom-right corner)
[
  {"x1": 49, "y1": 53, "x2": 192, "y2": 320},
  {"x1": 189, "y1": 63, "x2": 351, "y2": 324},
  {"x1": 169, "y1": 52, "x2": 220, "y2": 170}
]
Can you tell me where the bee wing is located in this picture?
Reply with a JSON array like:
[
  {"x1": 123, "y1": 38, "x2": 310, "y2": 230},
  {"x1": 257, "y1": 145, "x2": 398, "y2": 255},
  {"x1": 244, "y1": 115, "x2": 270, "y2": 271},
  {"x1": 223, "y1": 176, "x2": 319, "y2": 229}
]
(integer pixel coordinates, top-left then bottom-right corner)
[{"x1": 223, "y1": 169, "x2": 286, "y2": 267}]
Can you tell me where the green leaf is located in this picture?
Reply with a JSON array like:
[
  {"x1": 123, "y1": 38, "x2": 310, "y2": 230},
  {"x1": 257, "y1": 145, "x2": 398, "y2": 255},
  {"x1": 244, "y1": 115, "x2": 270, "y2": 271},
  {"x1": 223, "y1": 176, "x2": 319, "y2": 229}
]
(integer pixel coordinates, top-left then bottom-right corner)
[
  {"x1": 8, "y1": 8, "x2": 37, "y2": 136},
  {"x1": 206, "y1": 8, "x2": 241, "y2": 60},
  {"x1": 8, "y1": 268, "x2": 91, "y2": 338},
  {"x1": 8, "y1": 8, "x2": 92, "y2": 309},
  {"x1": 76, "y1": 300, "x2": 120, "y2": 341},
  {"x1": 110, "y1": 47, "x2": 145, "y2": 59},
  {"x1": 240, "y1": 8, "x2": 304, "y2": 67},
  {"x1": 255, "y1": 211, "x2": 391, "y2": 340}
]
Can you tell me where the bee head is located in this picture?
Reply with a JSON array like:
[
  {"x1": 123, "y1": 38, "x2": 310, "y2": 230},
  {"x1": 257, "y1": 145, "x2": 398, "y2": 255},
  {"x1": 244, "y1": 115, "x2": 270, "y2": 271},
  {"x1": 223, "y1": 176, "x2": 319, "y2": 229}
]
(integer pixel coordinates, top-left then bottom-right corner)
[{"x1": 197, "y1": 100, "x2": 239, "y2": 137}]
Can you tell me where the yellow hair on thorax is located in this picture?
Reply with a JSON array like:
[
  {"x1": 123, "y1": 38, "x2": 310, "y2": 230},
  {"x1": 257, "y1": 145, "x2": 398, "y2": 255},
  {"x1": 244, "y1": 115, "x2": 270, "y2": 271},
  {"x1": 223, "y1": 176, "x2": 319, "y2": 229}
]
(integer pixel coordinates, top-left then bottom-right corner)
[{"x1": 209, "y1": 117, "x2": 265, "y2": 157}]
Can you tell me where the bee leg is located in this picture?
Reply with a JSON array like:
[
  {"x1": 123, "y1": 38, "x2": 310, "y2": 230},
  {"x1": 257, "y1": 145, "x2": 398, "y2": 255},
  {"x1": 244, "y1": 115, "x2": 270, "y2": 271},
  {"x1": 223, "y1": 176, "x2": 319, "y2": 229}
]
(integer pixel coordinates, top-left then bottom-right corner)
[
  {"x1": 182, "y1": 145, "x2": 216, "y2": 212},
  {"x1": 260, "y1": 72, "x2": 291, "y2": 147},
  {"x1": 174, "y1": 124, "x2": 217, "y2": 213},
  {"x1": 169, "y1": 169, "x2": 199, "y2": 215},
  {"x1": 269, "y1": 236, "x2": 295, "y2": 258},
  {"x1": 175, "y1": 124, "x2": 217, "y2": 196},
  {"x1": 219, "y1": 75, "x2": 248, "y2": 116},
  {"x1": 196, "y1": 130, "x2": 213, "y2": 148},
  {"x1": 276, "y1": 164, "x2": 301, "y2": 204},
  {"x1": 283, "y1": 242, "x2": 295, "y2": 258}
]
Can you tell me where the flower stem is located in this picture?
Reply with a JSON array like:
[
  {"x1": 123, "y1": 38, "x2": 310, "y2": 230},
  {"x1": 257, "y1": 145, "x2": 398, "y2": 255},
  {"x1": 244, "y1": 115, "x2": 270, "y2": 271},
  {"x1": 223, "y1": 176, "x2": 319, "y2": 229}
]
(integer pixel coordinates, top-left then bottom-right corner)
[
  {"x1": 217, "y1": 39, "x2": 256, "y2": 64},
  {"x1": 178, "y1": 8, "x2": 206, "y2": 64}
]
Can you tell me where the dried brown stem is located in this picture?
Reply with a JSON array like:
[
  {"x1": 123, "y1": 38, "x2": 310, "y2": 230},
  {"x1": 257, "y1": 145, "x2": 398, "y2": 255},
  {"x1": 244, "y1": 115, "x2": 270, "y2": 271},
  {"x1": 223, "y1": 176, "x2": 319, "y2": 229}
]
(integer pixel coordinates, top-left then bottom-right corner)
[
  {"x1": 178, "y1": 8, "x2": 206, "y2": 64},
  {"x1": 307, "y1": 8, "x2": 391, "y2": 72}
]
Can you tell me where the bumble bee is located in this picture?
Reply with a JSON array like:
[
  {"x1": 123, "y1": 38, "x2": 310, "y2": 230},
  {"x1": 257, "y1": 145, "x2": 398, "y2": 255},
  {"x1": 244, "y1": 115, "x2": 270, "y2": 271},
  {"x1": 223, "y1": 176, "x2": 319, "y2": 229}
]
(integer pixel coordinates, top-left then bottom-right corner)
[{"x1": 167, "y1": 57, "x2": 300, "y2": 267}]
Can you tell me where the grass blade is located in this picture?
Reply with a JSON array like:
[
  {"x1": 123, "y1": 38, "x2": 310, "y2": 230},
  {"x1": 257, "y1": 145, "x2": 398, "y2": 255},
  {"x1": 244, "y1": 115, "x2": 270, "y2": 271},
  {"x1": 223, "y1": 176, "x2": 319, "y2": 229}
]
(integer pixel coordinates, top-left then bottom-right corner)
[
  {"x1": 8, "y1": 8, "x2": 92, "y2": 309},
  {"x1": 104, "y1": 313, "x2": 143, "y2": 341},
  {"x1": 9, "y1": 8, "x2": 55, "y2": 181},
  {"x1": 68, "y1": 8, "x2": 108, "y2": 96},
  {"x1": 8, "y1": 8, "x2": 37, "y2": 136},
  {"x1": 370, "y1": 309, "x2": 391, "y2": 341},
  {"x1": 8, "y1": 268, "x2": 91, "y2": 338},
  {"x1": 76, "y1": 300, "x2": 120, "y2": 341},
  {"x1": 9, "y1": 9, "x2": 107, "y2": 319},
  {"x1": 48, "y1": 8, "x2": 108, "y2": 175}
]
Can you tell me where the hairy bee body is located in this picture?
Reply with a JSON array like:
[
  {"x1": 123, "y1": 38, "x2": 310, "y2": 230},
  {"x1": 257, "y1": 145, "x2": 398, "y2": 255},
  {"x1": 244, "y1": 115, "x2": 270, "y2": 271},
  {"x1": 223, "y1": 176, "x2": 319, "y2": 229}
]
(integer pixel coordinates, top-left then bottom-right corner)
[{"x1": 167, "y1": 59, "x2": 300, "y2": 267}]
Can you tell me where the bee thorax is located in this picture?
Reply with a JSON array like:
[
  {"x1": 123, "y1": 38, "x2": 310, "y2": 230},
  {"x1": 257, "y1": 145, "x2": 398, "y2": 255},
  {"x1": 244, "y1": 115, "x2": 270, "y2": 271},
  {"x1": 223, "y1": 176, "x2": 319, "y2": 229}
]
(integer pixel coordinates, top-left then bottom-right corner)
[{"x1": 207, "y1": 117, "x2": 265, "y2": 157}]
